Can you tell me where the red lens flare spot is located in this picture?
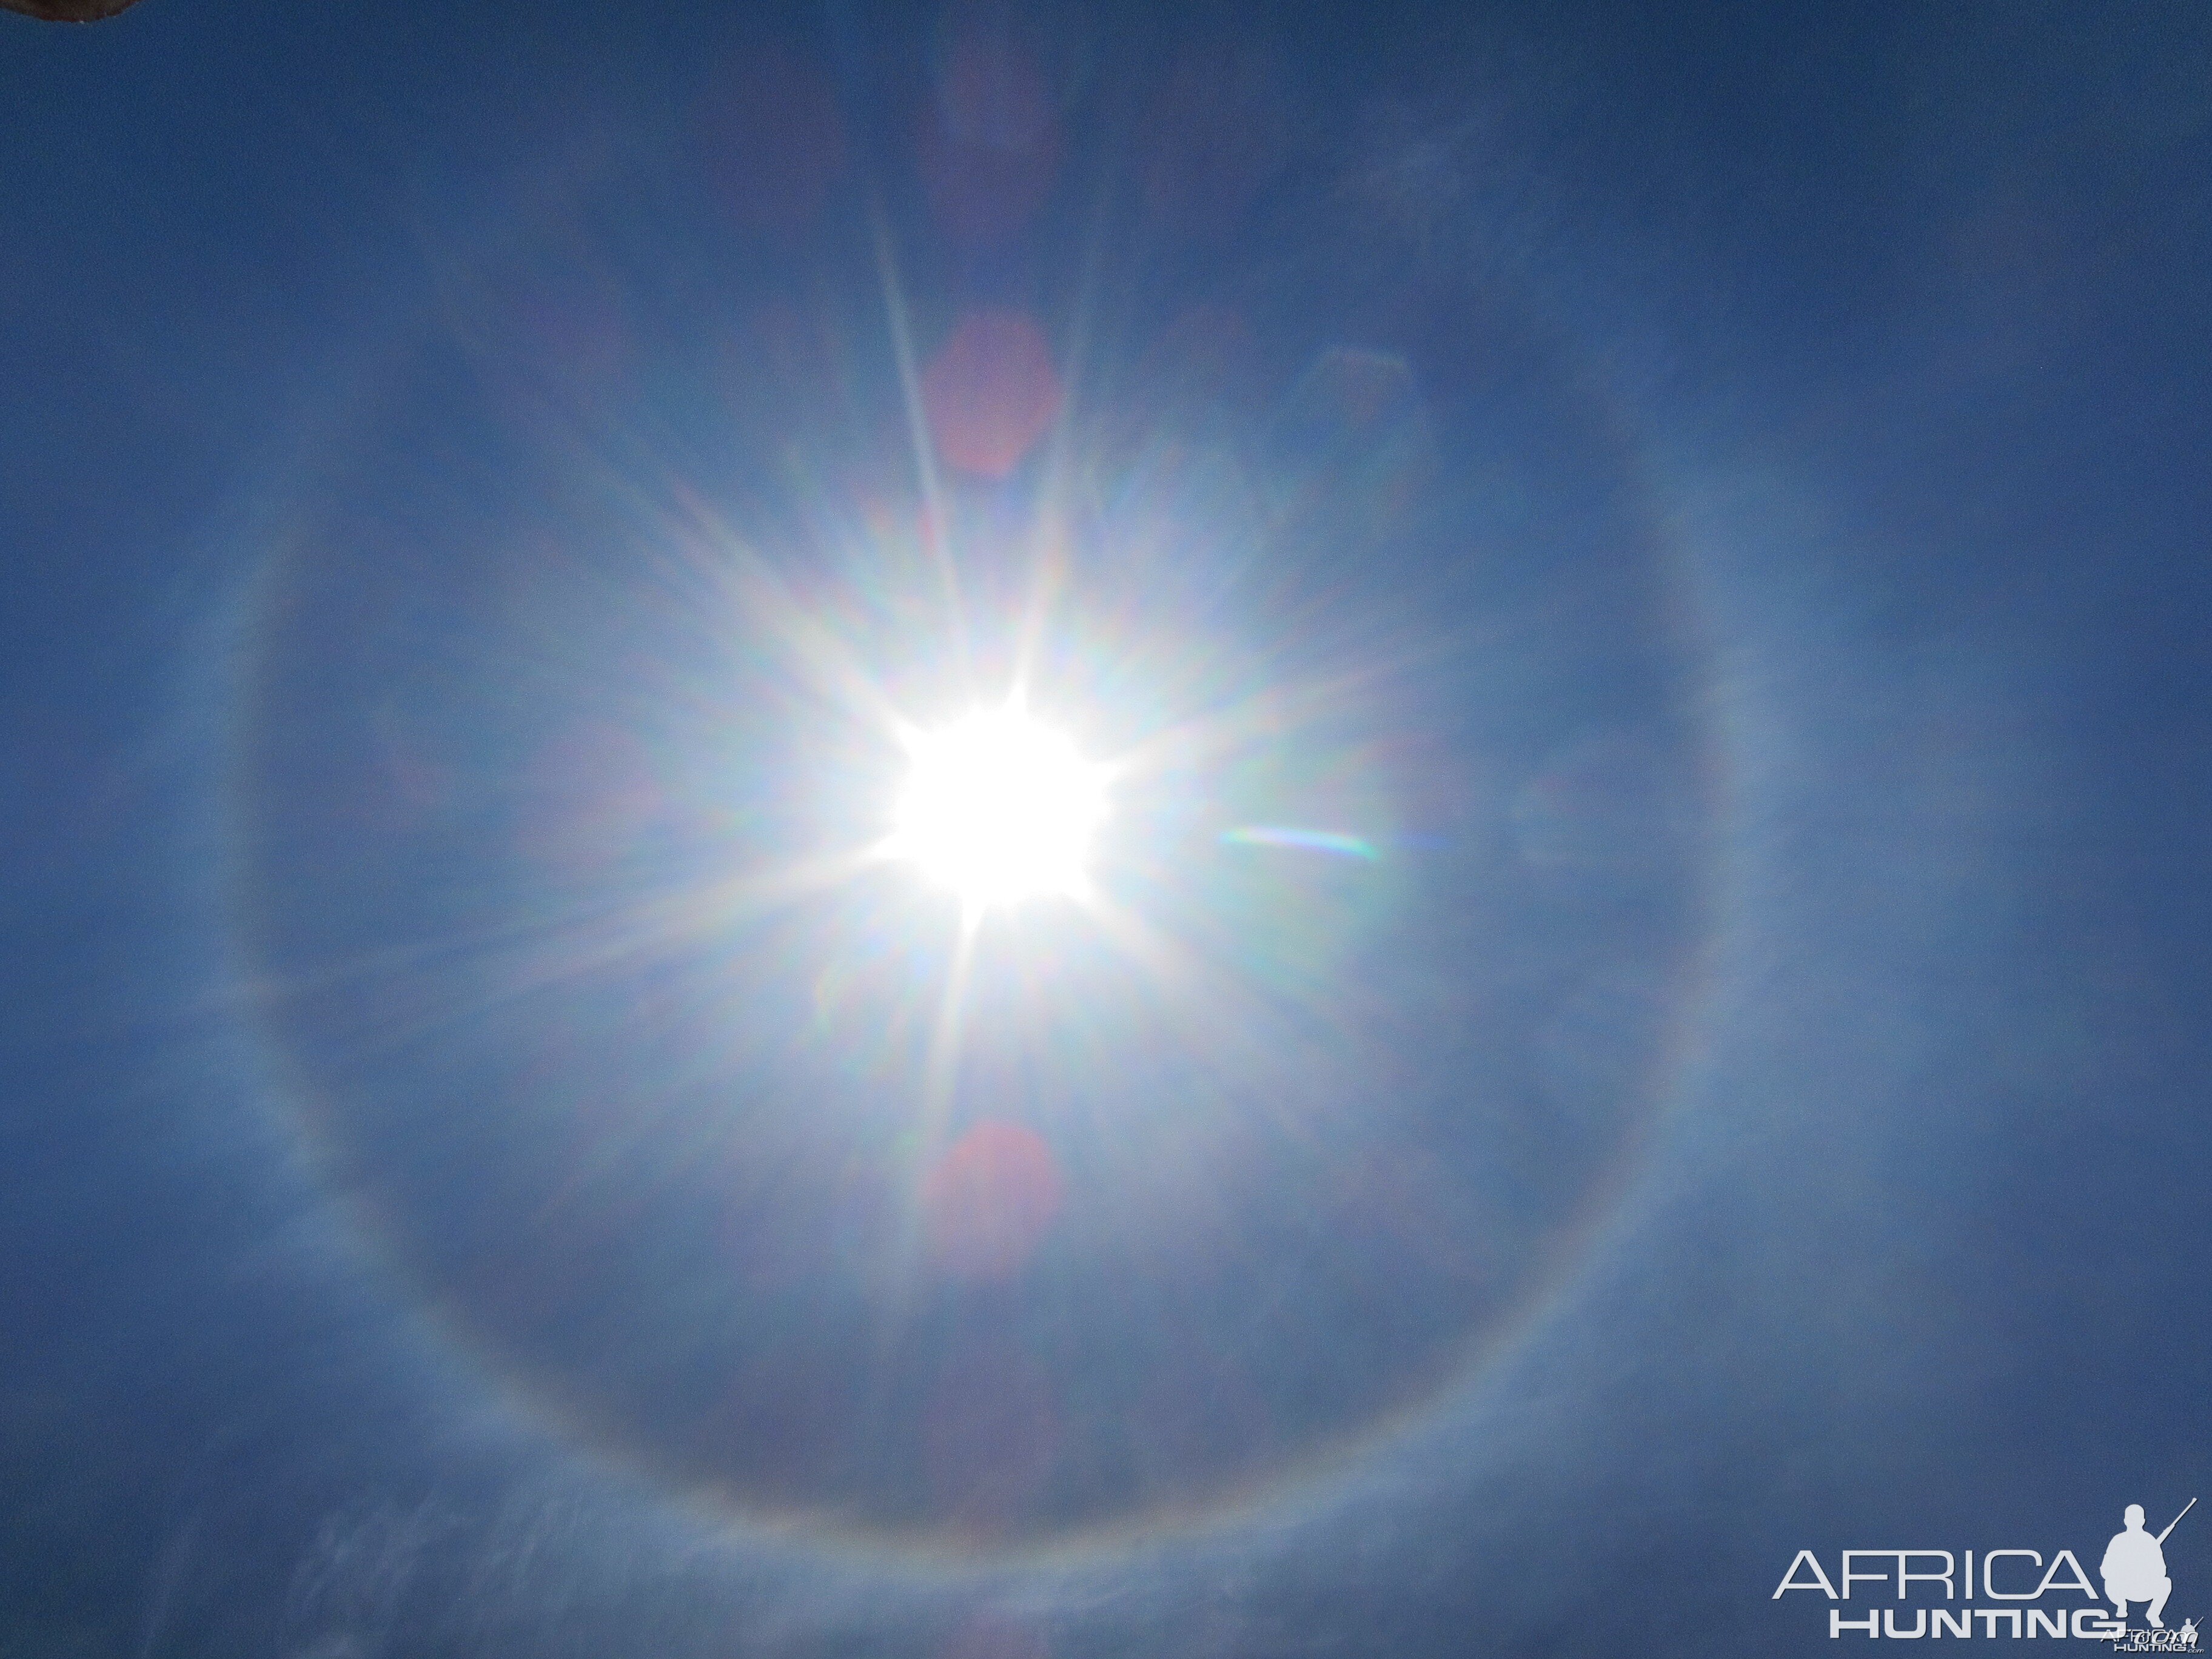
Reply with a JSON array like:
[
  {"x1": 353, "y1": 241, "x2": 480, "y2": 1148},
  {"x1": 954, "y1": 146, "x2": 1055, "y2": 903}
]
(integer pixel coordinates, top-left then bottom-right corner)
[
  {"x1": 922, "y1": 1118, "x2": 1065, "y2": 1281},
  {"x1": 920, "y1": 309, "x2": 1064, "y2": 480}
]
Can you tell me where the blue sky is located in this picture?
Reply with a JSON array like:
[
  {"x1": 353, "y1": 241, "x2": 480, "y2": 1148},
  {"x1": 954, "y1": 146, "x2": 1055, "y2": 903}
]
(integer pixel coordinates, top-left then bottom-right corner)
[{"x1": 4, "y1": 4, "x2": 2211, "y2": 1655}]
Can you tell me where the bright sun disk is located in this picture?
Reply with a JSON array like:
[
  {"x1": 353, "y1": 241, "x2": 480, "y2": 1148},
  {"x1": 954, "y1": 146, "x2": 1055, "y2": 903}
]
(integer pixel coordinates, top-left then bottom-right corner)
[{"x1": 892, "y1": 707, "x2": 1105, "y2": 908}]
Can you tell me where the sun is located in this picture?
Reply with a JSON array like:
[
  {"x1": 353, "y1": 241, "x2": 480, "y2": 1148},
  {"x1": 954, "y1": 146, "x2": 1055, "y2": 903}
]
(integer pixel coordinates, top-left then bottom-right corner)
[{"x1": 891, "y1": 706, "x2": 1107, "y2": 909}]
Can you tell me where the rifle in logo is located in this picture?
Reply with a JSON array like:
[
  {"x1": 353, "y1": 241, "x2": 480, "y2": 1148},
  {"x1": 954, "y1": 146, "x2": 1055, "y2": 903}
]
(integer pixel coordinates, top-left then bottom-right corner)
[{"x1": 2105, "y1": 1500, "x2": 2196, "y2": 1634}]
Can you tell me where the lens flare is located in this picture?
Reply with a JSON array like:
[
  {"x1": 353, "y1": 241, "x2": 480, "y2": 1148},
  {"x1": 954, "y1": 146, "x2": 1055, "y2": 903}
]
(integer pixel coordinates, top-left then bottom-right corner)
[{"x1": 225, "y1": 104, "x2": 1719, "y2": 1561}]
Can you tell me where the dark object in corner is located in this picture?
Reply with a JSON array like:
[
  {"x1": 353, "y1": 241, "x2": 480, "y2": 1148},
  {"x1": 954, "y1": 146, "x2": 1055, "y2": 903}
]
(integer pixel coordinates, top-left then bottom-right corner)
[{"x1": 2, "y1": 0, "x2": 150, "y2": 18}]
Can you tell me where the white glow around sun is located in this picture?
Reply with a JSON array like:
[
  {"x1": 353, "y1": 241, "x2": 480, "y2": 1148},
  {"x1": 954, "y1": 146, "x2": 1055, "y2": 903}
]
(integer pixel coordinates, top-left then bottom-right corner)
[{"x1": 891, "y1": 706, "x2": 1106, "y2": 908}]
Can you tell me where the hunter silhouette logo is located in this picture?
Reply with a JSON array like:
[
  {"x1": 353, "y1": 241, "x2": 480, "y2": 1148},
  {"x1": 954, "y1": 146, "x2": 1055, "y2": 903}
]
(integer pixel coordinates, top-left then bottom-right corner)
[
  {"x1": 1775, "y1": 1498, "x2": 2199, "y2": 1643},
  {"x1": 2105, "y1": 1501, "x2": 2191, "y2": 1630}
]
